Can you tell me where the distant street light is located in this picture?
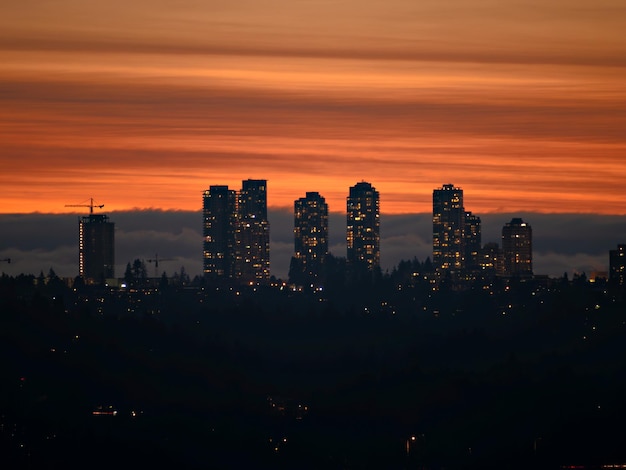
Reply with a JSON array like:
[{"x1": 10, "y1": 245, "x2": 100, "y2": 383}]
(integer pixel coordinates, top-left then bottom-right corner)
[
  {"x1": 534, "y1": 437, "x2": 542, "y2": 454},
  {"x1": 406, "y1": 435, "x2": 416, "y2": 455}
]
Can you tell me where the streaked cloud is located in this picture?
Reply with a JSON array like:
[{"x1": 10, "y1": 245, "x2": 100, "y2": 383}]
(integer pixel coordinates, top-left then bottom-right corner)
[{"x1": 1, "y1": 0, "x2": 625, "y2": 215}]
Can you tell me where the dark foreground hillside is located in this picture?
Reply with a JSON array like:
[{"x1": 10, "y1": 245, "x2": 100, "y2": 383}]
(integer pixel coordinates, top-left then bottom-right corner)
[{"x1": 1, "y1": 275, "x2": 626, "y2": 469}]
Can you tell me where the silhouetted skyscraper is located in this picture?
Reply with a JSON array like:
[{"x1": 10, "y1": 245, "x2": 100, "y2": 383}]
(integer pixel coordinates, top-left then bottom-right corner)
[
  {"x1": 433, "y1": 184, "x2": 465, "y2": 271},
  {"x1": 347, "y1": 181, "x2": 380, "y2": 273},
  {"x1": 203, "y1": 185, "x2": 237, "y2": 278},
  {"x1": 291, "y1": 192, "x2": 329, "y2": 286},
  {"x1": 237, "y1": 179, "x2": 270, "y2": 284},
  {"x1": 79, "y1": 214, "x2": 114, "y2": 283},
  {"x1": 502, "y1": 218, "x2": 533, "y2": 278},
  {"x1": 464, "y1": 211, "x2": 481, "y2": 271},
  {"x1": 202, "y1": 179, "x2": 270, "y2": 285},
  {"x1": 610, "y1": 244, "x2": 625, "y2": 289},
  {"x1": 239, "y1": 179, "x2": 268, "y2": 221}
]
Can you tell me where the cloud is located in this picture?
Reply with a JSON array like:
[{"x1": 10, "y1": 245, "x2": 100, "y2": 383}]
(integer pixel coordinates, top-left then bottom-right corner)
[
  {"x1": 2, "y1": 211, "x2": 623, "y2": 281},
  {"x1": 533, "y1": 251, "x2": 609, "y2": 278},
  {"x1": 2, "y1": 67, "x2": 625, "y2": 215},
  {"x1": 2, "y1": 0, "x2": 625, "y2": 221},
  {"x1": 2, "y1": 0, "x2": 625, "y2": 68}
]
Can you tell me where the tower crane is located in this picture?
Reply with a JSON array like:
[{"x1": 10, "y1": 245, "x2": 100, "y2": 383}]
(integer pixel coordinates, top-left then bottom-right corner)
[
  {"x1": 0, "y1": 258, "x2": 10, "y2": 264},
  {"x1": 64, "y1": 198, "x2": 104, "y2": 214},
  {"x1": 146, "y1": 254, "x2": 176, "y2": 277}
]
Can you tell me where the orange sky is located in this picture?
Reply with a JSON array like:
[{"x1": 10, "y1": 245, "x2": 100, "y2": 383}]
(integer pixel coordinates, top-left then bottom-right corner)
[{"x1": 1, "y1": 0, "x2": 625, "y2": 215}]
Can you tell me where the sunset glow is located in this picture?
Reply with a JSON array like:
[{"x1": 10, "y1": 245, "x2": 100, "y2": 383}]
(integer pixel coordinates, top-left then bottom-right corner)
[{"x1": 2, "y1": 0, "x2": 625, "y2": 215}]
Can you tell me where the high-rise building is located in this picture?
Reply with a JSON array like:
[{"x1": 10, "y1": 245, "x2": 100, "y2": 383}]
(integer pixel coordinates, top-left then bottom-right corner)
[
  {"x1": 502, "y1": 218, "x2": 533, "y2": 278},
  {"x1": 202, "y1": 179, "x2": 270, "y2": 285},
  {"x1": 346, "y1": 181, "x2": 380, "y2": 273},
  {"x1": 237, "y1": 179, "x2": 270, "y2": 284},
  {"x1": 291, "y1": 192, "x2": 329, "y2": 285},
  {"x1": 479, "y1": 242, "x2": 504, "y2": 276},
  {"x1": 203, "y1": 185, "x2": 237, "y2": 278},
  {"x1": 79, "y1": 214, "x2": 115, "y2": 283},
  {"x1": 609, "y1": 244, "x2": 625, "y2": 289},
  {"x1": 239, "y1": 179, "x2": 268, "y2": 221},
  {"x1": 433, "y1": 184, "x2": 465, "y2": 271},
  {"x1": 464, "y1": 211, "x2": 481, "y2": 271}
]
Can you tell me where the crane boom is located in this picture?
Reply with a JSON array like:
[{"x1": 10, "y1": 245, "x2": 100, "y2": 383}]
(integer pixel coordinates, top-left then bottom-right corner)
[
  {"x1": 65, "y1": 198, "x2": 104, "y2": 214},
  {"x1": 146, "y1": 254, "x2": 176, "y2": 277}
]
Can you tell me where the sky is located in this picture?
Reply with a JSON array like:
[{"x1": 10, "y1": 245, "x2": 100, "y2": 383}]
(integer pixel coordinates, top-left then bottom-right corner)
[
  {"x1": 1, "y1": 1, "x2": 625, "y2": 279},
  {"x1": 1, "y1": 0, "x2": 626, "y2": 214}
]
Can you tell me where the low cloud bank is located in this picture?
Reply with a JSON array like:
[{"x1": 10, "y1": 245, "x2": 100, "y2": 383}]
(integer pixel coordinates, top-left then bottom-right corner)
[{"x1": 1, "y1": 211, "x2": 623, "y2": 280}]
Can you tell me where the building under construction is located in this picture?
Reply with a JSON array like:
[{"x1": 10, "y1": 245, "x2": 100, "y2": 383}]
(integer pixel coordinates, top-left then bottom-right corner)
[{"x1": 67, "y1": 199, "x2": 114, "y2": 284}]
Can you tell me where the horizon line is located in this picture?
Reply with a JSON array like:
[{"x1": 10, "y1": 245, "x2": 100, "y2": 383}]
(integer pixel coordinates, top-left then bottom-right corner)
[{"x1": 2, "y1": 209, "x2": 626, "y2": 217}]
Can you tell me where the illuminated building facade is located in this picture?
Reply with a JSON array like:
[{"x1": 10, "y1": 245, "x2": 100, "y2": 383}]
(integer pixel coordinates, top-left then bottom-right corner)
[
  {"x1": 433, "y1": 184, "x2": 465, "y2": 272},
  {"x1": 464, "y1": 211, "x2": 481, "y2": 272},
  {"x1": 609, "y1": 244, "x2": 625, "y2": 288},
  {"x1": 502, "y1": 218, "x2": 533, "y2": 278},
  {"x1": 202, "y1": 179, "x2": 270, "y2": 285},
  {"x1": 236, "y1": 179, "x2": 270, "y2": 284},
  {"x1": 79, "y1": 214, "x2": 114, "y2": 283},
  {"x1": 479, "y1": 242, "x2": 504, "y2": 276},
  {"x1": 292, "y1": 192, "x2": 328, "y2": 285},
  {"x1": 346, "y1": 181, "x2": 380, "y2": 273},
  {"x1": 203, "y1": 185, "x2": 237, "y2": 278}
]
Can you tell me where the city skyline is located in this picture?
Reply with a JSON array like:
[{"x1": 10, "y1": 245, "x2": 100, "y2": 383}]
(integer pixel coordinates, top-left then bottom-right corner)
[
  {"x1": 1, "y1": 1, "x2": 626, "y2": 215},
  {"x1": 0, "y1": 179, "x2": 626, "y2": 283},
  {"x1": 0, "y1": 209, "x2": 623, "y2": 282},
  {"x1": 2, "y1": 3, "x2": 626, "y2": 466}
]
